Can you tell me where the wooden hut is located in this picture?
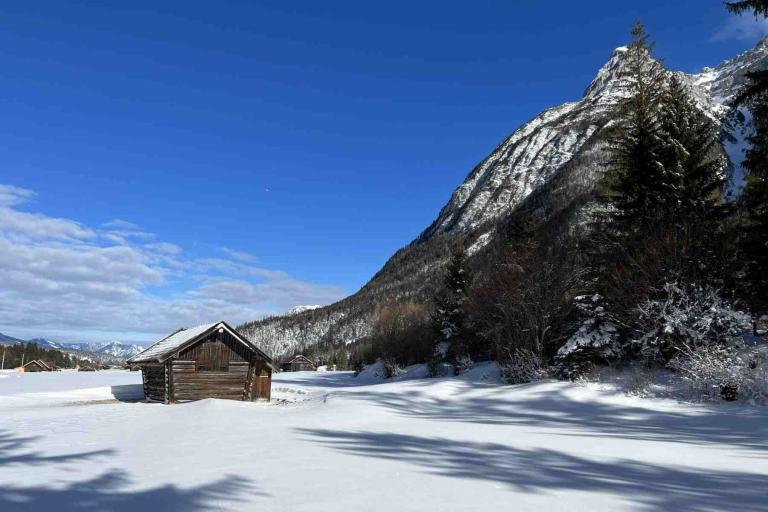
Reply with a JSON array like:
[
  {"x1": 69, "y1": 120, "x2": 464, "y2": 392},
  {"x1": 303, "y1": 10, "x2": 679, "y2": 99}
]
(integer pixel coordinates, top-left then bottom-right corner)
[
  {"x1": 280, "y1": 354, "x2": 317, "y2": 372},
  {"x1": 17, "y1": 360, "x2": 52, "y2": 372},
  {"x1": 128, "y1": 321, "x2": 275, "y2": 404}
]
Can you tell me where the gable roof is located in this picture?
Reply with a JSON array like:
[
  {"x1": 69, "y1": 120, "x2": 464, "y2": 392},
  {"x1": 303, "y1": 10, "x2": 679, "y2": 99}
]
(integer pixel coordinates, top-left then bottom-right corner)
[
  {"x1": 23, "y1": 360, "x2": 51, "y2": 370},
  {"x1": 282, "y1": 354, "x2": 316, "y2": 366},
  {"x1": 128, "y1": 321, "x2": 273, "y2": 366}
]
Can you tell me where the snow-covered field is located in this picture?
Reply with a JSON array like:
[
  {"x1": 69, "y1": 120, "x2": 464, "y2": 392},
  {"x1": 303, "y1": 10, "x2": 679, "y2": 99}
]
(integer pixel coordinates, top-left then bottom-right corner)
[{"x1": 0, "y1": 365, "x2": 766, "y2": 511}]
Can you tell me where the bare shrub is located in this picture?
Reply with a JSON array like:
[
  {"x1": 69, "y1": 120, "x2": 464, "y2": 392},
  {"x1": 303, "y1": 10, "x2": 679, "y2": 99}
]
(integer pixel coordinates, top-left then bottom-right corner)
[
  {"x1": 452, "y1": 355, "x2": 474, "y2": 375},
  {"x1": 382, "y1": 358, "x2": 406, "y2": 379},
  {"x1": 668, "y1": 343, "x2": 768, "y2": 403},
  {"x1": 469, "y1": 233, "x2": 587, "y2": 365},
  {"x1": 350, "y1": 299, "x2": 434, "y2": 370},
  {"x1": 634, "y1": 284, "x2": 745, "y2": 363},
  {"x1": 624, "y1": 364, "x2": 656, "y2": 397},
  {"x1": 499, "y1": 348, "x2": 548, "y2": 384}
]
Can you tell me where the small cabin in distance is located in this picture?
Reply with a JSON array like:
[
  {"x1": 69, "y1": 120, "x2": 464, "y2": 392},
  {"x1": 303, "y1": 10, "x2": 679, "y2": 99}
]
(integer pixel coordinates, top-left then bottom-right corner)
[
  {"x1": 128, "y1": 321, "x2": 275, "y2": 404},
  {"x1": 17, "y1": 360, "x2": 52, "y2": 372},
  {"x1": 281, "y1": 354, "x2": 317, "y2": 372}
]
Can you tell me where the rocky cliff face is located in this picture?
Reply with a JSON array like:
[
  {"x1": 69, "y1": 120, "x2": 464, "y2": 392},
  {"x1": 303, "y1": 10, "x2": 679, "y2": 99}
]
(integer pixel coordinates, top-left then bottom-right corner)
[{"x1": 240, "y1": 38, "x2": 768, "y2": 358}]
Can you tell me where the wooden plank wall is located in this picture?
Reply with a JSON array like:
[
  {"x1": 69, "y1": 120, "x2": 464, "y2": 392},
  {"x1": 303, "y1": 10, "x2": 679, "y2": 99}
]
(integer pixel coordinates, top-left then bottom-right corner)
[
  {"x1": 177, "y1": 330, "x2": 250, "y2": 364},
  {"x1": 171, "y1": 360, "x2": 249, "y2": 401}
]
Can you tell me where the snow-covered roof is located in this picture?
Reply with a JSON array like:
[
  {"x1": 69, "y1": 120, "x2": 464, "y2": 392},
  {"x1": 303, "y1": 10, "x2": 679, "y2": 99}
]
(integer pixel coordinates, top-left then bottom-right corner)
[
  {"x1": 282, "y1": 354, "x2": 315, "y2": 365},
  {"x1": 128, "y1": 321, "x2": 273, "y2": 365}
]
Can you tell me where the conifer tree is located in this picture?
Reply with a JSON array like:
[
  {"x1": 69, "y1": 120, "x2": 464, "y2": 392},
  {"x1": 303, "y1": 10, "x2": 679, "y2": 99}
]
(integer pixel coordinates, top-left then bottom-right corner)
[
  {"x1": 658, "y1": 75, "x2": 727, "y2": 221},
  {"x1": 735, "y1": 75, "x2": 768, "y2": 324},
  {"x1": 432, "y1": 243, "x2": 471, "y2": 358},
  {"x1": 603, "y1": 22, "x2": 674, "y2": 233},
  {"x1": 725, "y1": 0, "x2": 768, "y2": 17},
  {"x1": 724, "y1": 1, "x2": 768, "y2": 325}
]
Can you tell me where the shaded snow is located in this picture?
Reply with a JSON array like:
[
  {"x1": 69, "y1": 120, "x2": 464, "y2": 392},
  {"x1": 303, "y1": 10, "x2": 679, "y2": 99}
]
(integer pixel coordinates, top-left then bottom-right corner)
[{"x1": 1, "y1": 369, "x2": 766, "y2": 511}]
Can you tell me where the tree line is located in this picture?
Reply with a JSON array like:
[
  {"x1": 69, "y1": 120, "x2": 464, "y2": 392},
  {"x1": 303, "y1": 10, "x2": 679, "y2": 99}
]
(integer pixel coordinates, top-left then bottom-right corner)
[{"x1": 0, "y1": 343, "x2": 82, "y2": 370}]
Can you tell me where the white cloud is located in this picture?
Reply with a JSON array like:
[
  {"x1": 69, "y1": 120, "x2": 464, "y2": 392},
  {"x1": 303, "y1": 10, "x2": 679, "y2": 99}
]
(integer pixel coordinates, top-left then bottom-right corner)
[
  {"x1": 102, "y1": 219, "x2": 140, "y2": 230},
  {"x1": 713, "y1": 14, "x2": 768, "y2": 41},
  {"x1": 0, "y1": 207, "x2": 95, "y2": 241},
  {"x1": 221, "y1": 247, "x2": 258, "y2": 262},
  {"x1": 0, "y1": 184, "x2": 34, "y2": 206},
  {"x1": 194, "y1": 278, "x2": 346, "y2": 306},
  {"x1": 144, "y1": 242, "x2": 183, "y2": 256},
  {"x1": 0, "y1": 184, "x2": 348, "y2": 343}
]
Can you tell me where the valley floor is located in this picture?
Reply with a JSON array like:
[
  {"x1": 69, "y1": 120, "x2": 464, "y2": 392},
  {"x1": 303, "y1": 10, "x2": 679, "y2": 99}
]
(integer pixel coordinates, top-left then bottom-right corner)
[{"x1": 0, "y1": 365, "x2": 766, "y2": 511}]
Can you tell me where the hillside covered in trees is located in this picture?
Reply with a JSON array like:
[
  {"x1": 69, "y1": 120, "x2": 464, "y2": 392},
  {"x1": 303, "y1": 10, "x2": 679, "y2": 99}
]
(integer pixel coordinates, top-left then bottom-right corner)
[{"x1": 240, "y1": 4, "x2": 768, "y2": 402}]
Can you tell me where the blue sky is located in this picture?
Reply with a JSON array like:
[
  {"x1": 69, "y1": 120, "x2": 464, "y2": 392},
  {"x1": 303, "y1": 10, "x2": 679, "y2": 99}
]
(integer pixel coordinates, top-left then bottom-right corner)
[{"x1": 0, "y1": 1, "x2": 766, "y2": 343}]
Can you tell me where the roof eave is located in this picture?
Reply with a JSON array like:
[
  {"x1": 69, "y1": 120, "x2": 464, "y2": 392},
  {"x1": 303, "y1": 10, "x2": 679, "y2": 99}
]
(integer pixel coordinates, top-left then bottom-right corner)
[{"x1": 128, "y1": 321, "x2": 274, "y2": 367}]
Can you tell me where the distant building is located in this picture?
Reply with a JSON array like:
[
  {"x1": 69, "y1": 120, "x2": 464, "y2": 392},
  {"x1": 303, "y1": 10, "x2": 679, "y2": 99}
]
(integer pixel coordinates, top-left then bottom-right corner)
[
  {"x1": 280, "y1": 355, "x2": 317, "y2": 372},
  {"x1": 17, "y1": 360, "x2": 52, "y2": 372},
  {"x1": 128, "y1": 321, "x2": 275, "y2": 404}
]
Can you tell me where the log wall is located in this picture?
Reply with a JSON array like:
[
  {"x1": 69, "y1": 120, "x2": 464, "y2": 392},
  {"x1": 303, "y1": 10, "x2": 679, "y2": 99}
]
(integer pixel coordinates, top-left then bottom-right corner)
[
  {"x1": 141, "y1": 365, "x2": 166, "y2": 402},
  {"x1": 138, "y1": 328, "x2": 272, "y2": 403}
]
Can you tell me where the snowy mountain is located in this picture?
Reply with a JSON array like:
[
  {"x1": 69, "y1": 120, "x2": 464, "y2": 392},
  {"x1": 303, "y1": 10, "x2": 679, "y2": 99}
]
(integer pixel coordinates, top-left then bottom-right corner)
[
  {"x1": 240, "y1": 37, "x2": 768, "y2": 358},
  {"x1": 26, "y1": 338, "x2": 65, "y2": 349},
  {"x1": 287, "y1": 305, "x2": 322, "y2": 315},
  {"x1": 90, "y1": 341, "x2": 145, "y2": 358},
  {"x1": 420, "y1": 40, "x2": 761, "y2": 240},
  {"x1": 0, "y1": 332, "x2": 26, "y2": 345},
  {"x1": 8, "y1": 337, "x2": 144, "y2": 361}
]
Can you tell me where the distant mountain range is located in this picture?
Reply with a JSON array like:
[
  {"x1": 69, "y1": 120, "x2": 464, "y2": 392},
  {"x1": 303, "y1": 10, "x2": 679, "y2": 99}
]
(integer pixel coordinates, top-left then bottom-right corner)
[
  {"x1": 0, "y1": 334, "x2": 145, "y2": 362},
  {"x1": 0, "y1": 333, "x2": 26, "y2": 344}
]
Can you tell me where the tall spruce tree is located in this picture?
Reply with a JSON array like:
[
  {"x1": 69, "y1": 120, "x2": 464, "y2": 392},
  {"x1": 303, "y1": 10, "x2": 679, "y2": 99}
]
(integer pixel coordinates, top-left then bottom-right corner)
[
  {"x1": 432, "y1": 243, "x2": 471, "y2": 359},
  {"x1": 724, "y1": 1, "x2": 768, "y2": 325},
  {"x1": 658, "y1": 75, "x2": 727, "y2": 221},
  {"x1": 735, "y1": 74, "x2": 768, "y2": 324},
  {"x1": 603, "y1": 22, "x2": 675, "y2": 233}
]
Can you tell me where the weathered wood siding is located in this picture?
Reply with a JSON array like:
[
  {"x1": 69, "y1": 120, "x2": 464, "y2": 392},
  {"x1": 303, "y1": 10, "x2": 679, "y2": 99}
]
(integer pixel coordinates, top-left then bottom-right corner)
[
  {"x1": 138, "y1": 327, "x2": 272, "y2": 403},
  {"x1": 172, "y1": 360, "x2": 249, "y2": 401},
  {"x1": 251, "y1": 361, "x2": 272, "y2": 401},
  {"x1": 177, "y1": 329, "x2": 250, "y2": 366},
  {"x1": 141, "y1": 365, "x2": 166, "y2": 402}
]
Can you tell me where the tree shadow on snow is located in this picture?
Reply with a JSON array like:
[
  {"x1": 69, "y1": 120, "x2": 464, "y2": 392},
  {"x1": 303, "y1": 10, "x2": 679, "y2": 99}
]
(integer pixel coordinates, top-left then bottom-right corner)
[
  {"x1": 299, "y1": 428, "x2": 768, "y2": 512},
  {"x1": 343, "y1": 384, "x2": 768, "y2": 452},
  {"x1": 274, "y1": 371, "x2": 357, "y2": 388},
  {"x1": 0, "y1": 429, "x2": 265, "y2": 511}
]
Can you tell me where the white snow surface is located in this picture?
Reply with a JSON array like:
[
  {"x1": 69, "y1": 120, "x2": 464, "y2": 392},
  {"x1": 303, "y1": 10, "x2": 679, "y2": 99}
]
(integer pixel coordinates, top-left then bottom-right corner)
[{"x1": 1, "y1": 367, "x2": 766, "y2": 511}]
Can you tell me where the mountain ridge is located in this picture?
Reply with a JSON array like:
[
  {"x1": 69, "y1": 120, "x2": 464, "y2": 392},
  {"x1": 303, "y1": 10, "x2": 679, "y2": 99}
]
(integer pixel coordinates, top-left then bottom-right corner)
[
  {"x1": 0, "y1": 334, "x2": 144, "y2": 362},
  {"x1": 239, "y1": 37, "x2": 768, "y2": 358}
]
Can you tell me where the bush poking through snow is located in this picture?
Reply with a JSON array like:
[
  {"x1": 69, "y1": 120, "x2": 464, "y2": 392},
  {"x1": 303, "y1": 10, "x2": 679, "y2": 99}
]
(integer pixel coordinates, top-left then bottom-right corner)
[
  {"x1": 668, "y1": 343, "x2": 768, "y2": 403},
  {"x1": 382, "y1": 358, "x2": 405, "y2": 379},
  {"x1": 499, "y1": 348, "x2": 548, "y2": 384},
  {"x1": 634, "y1": 284, "x2": 744, "y2": 364},
  {"x1": 452, "y1": 355, "x2": 474, "y2": 375},
  {"x1": 426, "y1": 357, "x2": 441, "y2": 377}
]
